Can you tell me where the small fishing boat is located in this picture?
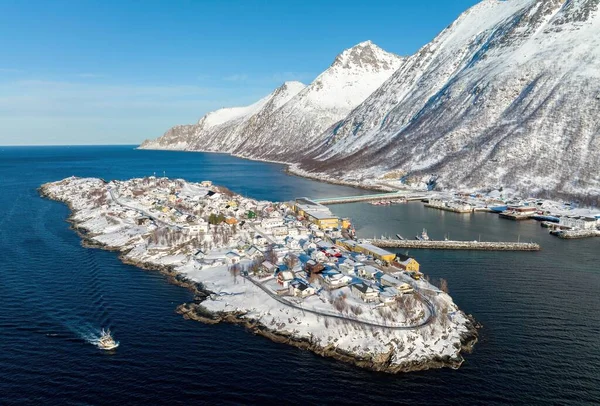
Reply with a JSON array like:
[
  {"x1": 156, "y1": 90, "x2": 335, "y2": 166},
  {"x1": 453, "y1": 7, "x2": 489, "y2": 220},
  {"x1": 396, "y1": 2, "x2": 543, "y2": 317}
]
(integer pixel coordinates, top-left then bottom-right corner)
[{"x1": 96, "y1": 329, "x2": 119, "y2": 350}]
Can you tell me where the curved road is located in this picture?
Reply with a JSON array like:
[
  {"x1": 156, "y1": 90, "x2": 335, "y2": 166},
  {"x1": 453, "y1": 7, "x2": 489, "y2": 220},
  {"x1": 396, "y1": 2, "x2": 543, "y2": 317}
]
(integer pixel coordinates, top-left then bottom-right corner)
[{"x1": 243, "y1": 276, "x2": 435, "y2": 330}]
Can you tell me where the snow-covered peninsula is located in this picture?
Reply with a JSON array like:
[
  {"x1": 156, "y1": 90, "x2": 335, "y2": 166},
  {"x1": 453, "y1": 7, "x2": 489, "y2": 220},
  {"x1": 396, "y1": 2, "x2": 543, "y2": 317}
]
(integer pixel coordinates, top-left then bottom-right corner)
[{"x1": 40, "y1": 176, "x2": 479, "y2": 373}]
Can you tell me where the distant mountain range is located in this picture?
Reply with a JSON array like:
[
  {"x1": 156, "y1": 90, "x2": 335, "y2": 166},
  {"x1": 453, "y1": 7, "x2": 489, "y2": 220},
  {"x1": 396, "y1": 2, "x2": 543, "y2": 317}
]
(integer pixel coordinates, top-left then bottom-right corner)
[{"x1": 141, "y1": 0, "x2": 600, "y2": 200}]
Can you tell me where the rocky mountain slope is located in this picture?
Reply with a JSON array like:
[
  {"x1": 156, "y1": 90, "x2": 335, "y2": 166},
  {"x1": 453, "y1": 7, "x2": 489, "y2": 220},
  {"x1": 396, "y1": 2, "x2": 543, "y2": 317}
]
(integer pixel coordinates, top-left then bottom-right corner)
[
  {"x1": 140, "y1": 81, "x2": 306, "y2": 152},
  {"x1": 140, "y1": 41, "x2": 404, "y2": 156},
  {"x1": 309, "y1": 0, "x2": 600, "y2": 198},
  {"x1": 142, "y1": 0, "x2": 600, "y2": 199}
]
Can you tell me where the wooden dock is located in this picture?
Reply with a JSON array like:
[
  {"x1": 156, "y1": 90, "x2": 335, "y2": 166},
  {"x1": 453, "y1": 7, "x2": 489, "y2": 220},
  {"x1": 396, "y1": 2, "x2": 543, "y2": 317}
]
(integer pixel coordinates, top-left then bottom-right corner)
[{"x1": 368, "y1": 239, "x2": 541, "y2": 251}]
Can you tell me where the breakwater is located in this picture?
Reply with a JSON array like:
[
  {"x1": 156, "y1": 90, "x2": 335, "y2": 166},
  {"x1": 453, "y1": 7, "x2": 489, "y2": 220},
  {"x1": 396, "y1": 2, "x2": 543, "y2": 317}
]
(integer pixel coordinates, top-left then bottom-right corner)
[
  {"x1": 369, "y1": 239, "x2": 541, "y2": 251},
  {"x1": 314, "y1": 192, "x2": 426, "y2": 205}
]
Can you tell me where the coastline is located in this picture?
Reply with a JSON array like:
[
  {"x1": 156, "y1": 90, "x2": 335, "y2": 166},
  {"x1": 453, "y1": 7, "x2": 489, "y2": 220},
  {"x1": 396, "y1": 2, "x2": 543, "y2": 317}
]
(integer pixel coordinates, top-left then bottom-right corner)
[
  {"x1": 136, "y1": 145, "x2": 401, "y2": 193},
  {"x1": 39, "y1": 178, "x2": 480, "y2": 374}
]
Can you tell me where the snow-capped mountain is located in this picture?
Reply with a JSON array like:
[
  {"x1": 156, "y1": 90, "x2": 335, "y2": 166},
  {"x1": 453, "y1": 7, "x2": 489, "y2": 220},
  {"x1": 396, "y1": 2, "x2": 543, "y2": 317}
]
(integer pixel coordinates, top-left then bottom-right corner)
[
  {"x1": 141, "y1": 41, "x2": 404, "y2": 158},
  {"x1": 308, "y1": 0, "x2": 600, "y2": 197},
  {"x1": 140, "y1": 81, "x2": 306, "y2": 152},
  {"x1": 231, "y1": 41, "x2": 405, "y2": 159},
  {"x1": 142, "y1": 0, "x2": 600, "y2": 199}
]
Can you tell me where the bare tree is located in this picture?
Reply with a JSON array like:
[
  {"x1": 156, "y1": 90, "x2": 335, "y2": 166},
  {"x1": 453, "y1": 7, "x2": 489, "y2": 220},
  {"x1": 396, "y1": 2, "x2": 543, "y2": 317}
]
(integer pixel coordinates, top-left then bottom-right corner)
[
  {"x1": 284, "y1": 254, "x2": 298, "y2": 271},
  {"x1": 229, "y1": 263, "x2": 241, "y2": 283},
  {"x1": 439, "y1": 278, "x2": 449, "y2": 294}
]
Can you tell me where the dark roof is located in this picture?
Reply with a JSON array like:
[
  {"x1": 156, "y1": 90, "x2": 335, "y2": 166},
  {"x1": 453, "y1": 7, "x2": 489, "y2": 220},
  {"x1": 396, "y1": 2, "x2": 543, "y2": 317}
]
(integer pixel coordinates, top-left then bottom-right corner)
[
  {"x1": 396, "y1": 253, "x2": 412, "y2": 262},
  {"x1": 352, "y1": 283, "x2": 372, "y2": 293}
]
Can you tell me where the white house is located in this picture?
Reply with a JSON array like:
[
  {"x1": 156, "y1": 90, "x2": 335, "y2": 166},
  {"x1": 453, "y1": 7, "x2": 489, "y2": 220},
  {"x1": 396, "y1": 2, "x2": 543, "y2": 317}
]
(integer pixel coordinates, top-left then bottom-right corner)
[
  {"x1": 271, "y1": 226, "x2": 289, "y2": 237},
  {"x1": 261, "y1": 218, "x2": 285, "y2": 229},
  {"x1": 245, "y1": 246, "x2": 264, "y2": 260},
  {"x1": 277, "y1": 271, "x2": 295, "y2": 288},
  {"x1": 322, "y1": 273, "x2": 352, "y2": 289},
  {"x1": 290, "y1": 280, "x2": 315, "y2": 298},
  {"x1": 351, "y1": 283, "x2": 379, "y2": 303},
  {"x1": 225, "y1": 251, "x2": 242, "y2": 265},
  {"x1": 311, "y1": 250, "x2": 327, "y2": 262},
  {"x1": 359, "y1": 265, "x2": 381, "y2": 280},
  {"x1": 183, "y1": 220, "x2": 209, "y2": 236}
]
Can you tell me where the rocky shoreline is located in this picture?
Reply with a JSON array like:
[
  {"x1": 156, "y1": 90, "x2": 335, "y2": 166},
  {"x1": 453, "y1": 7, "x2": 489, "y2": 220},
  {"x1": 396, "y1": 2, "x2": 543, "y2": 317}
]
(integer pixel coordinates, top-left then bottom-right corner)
[
  {"x1": 39, "y1": 181, "x2": 480, "y2": 374},
  {"x1": 177, "y1": 301, "x2": 480, "y2": 374}
]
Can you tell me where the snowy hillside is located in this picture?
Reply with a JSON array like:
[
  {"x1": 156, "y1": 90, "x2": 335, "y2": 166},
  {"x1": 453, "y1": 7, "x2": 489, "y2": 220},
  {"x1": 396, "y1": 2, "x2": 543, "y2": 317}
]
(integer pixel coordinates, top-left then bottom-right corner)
[
  {"x1": 232, "y1": 41, "x2": 405, "y2": 159},
  {"x1": 139, "y1": 81, "x2": 306, "y2": 151},
  {"x1": 142, "y1": 0, "x2": 600, "y2": 199},
  {"x1": 309, "y1": 0, "x2": 600, "y2": 198},
  {"x1": 141, "y1": 41, "x2": 404, "y2": 157}
]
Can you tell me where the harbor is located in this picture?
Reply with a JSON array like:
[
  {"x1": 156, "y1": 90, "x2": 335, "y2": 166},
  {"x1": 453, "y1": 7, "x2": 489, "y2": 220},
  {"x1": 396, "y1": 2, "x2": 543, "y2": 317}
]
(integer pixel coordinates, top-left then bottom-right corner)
[{"x1": 368, "y1": 239, "x2": 541, "y2": 251}]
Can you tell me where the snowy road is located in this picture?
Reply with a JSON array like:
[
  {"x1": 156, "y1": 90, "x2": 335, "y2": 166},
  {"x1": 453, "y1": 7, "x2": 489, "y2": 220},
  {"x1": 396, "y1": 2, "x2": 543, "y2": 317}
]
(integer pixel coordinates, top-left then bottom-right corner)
[
  {"x1": 244, "y1": 275, "x2": 435, "y2": 330},
  {"x1": 108, "y1": 187, "x2": 181, "y2": 231}
]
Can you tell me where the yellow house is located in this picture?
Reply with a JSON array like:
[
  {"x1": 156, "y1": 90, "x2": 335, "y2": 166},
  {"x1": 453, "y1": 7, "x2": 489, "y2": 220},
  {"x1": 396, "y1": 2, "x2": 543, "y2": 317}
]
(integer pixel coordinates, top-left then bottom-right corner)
[
  {"x1": 306, "y1": 212, "x2": 340, "y2": 230},
  {"x1": 341, "y1": 218, "x2": 351, "y2": 229},
  {"x1": 394, "y1": 254, "x2": 420, "y2": 272},
  {"x1": 355, "y1": 243, "x2": 396, "y2": 263}
]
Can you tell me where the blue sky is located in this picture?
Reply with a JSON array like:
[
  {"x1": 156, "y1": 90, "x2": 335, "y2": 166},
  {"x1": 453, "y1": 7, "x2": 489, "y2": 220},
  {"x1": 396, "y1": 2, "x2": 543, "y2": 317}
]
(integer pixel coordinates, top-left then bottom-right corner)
[{"x1": 0, "y1": 0, "x2": 480, "y2": 146}]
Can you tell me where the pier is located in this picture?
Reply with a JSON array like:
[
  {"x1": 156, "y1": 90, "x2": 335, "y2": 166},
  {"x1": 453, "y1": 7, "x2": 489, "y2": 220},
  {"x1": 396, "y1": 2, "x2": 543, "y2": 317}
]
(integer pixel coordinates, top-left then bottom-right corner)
[
  {"x1": 368, "y1": 239, "x2": 541, "y2": 251},
  {"x1": 313, "y1": 192, "x2": 426, "y2": 205}
]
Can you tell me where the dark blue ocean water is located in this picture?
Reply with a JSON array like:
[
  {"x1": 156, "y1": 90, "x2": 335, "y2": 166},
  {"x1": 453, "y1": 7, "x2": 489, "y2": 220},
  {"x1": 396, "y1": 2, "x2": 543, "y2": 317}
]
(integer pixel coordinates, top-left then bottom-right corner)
[{"x1": 1, "y1": 145, "x2": 599, "y2": 405}]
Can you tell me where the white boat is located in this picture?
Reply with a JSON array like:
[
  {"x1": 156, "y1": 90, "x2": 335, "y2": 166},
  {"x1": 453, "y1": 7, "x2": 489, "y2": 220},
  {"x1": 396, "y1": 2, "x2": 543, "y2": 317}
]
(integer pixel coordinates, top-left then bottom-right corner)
[
  {"x1": 416, "y1": 228, "x2": 430, "y2": 241},
  {"x1": 96, "y1": 328, "x2": 119, "y2": 350}
]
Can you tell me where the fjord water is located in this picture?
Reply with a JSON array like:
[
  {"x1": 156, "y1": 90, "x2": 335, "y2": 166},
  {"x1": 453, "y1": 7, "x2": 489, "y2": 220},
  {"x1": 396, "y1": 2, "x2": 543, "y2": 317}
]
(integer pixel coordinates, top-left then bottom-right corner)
[{"x1": 1, "y1": 146, "x2": 598, "y2": 405}]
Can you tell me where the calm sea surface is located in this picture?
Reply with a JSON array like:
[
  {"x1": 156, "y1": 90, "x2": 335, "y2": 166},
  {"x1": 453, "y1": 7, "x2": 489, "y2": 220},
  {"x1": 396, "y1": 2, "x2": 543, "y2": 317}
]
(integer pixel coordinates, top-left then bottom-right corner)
[{"x1": 1, "y1": 146, "x2": 599, "y2": 405}]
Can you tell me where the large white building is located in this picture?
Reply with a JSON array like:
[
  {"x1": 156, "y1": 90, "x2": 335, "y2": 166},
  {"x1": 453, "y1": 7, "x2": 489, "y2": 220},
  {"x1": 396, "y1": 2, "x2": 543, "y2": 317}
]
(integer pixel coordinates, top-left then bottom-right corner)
[{"x1": 559, "y1": 216, "x2": 598, "y2": 230}]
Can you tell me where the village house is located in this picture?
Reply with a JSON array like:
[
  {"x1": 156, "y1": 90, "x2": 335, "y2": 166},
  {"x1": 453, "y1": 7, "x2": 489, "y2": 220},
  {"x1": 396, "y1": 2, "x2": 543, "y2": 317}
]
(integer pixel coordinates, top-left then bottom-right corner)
[
  {"x1": 261, "y1": 260, "x2": 279, "y2": 275},
  {"x1": 225, "y1": 251, "x2": 242, "y2": 265},
  {"x1": 379, "y1": 288, "x2": 399, "y2": 305},
  {"x1": 351, "y1": 282, "x2": 379, "y2": 303},
  {"x1": 284, "y1": 236, "x2": 301, "y2": 250},
  {"x1": 393, "y1": 254, "x2": 420, "y2": 272},
  {"x1": 359, "y1": 265, "x2": 382, "y2": 280},
  {"x1": 277, "y1": 270, "x2": 295, "y2": 288},
  {"x1": 311, "y1": 250, "x2": 327, "y2": 262},
  {"x1": 182, "y1": 220, "x2": 209, "y2": 236},
  {"x1": 290, "y1": 279, "x2": 315, "y2": 298},
  {"x1": 245, "y1": 245, "x2": 264, "y2": 260},
  {"x1": 321, "y1": 272, "x2": 352, "y2": 289},
  {"x1": 261, "y1": 217, "x2": 285, "y2": 229},
  {"x1": 272, "y1": 226, "x2": 289, "y2": 237}
]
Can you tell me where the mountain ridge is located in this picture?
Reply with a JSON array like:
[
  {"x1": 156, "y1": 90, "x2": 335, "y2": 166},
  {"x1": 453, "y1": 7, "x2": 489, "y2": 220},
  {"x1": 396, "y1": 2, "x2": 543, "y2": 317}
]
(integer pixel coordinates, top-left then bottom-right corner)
[{"x1": 141, "y1": 0, "x2": 600, "y2": 200}]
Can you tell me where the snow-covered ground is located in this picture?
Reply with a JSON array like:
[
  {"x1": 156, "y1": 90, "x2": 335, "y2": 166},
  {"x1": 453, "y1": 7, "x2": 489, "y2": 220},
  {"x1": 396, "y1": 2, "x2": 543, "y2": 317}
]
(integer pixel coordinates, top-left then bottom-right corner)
[{"x1": 40, "y1": 176, "x2": 478, "y2": 373}]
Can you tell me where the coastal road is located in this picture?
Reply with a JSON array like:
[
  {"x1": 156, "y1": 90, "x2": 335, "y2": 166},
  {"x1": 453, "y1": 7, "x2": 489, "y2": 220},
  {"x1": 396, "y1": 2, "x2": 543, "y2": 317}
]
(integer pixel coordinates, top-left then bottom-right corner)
[{"x1": 243, "y1": 275, "x2": 435, "y2": 330}]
